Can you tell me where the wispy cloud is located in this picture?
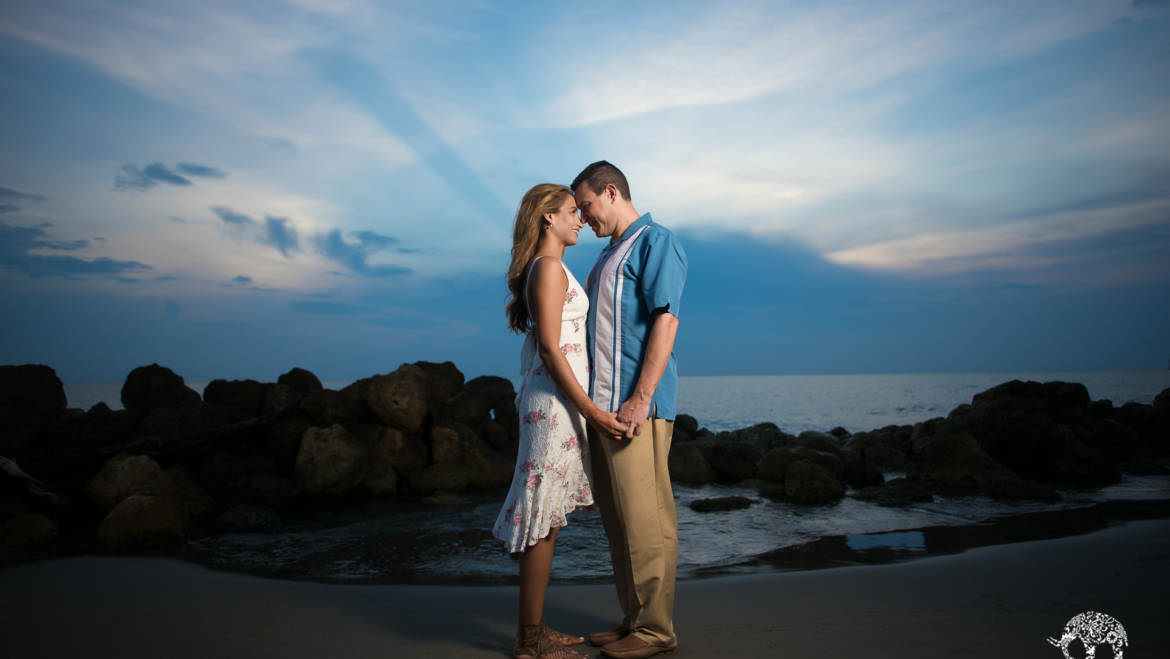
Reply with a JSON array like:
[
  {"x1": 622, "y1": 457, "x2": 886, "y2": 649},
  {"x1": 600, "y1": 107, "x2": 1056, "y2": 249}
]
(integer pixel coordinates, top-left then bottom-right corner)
[
  {"x1": 175, "y1": 163, "x2": 227, "y2": 179},
  {"x1": 0, "y1": 186, "x2": 48, "y2": 203},
  {"x1": 0, "y1": 221, "x2": 151, "y2": 278},
  {"x1": 313, "y1": 228, "x2": 410, "y2": 277},
  {"x1": 115, "y1": 163, "x2": 193, "y2": 191},
  {"x1": 263, "y1": 216, "x2": 299, "y2": 257}
]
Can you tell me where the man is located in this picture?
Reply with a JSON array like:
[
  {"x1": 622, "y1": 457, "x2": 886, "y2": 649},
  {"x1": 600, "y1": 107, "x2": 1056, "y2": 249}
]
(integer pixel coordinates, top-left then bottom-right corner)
[{"x1": 573, "y1": 161, "x2": 687, "y2": 659}]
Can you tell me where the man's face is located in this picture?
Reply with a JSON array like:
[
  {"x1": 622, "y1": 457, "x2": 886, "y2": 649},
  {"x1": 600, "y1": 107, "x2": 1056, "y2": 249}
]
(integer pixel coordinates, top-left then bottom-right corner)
[{"x1": 573, "y1": 184, "x2": 612, "y2": 238}]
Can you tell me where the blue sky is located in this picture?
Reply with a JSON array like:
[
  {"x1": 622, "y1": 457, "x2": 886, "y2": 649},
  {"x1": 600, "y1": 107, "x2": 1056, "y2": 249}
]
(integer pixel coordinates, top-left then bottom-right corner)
[{"x1": 1, "y1": 0, "x2": 1168, "y2": 383}]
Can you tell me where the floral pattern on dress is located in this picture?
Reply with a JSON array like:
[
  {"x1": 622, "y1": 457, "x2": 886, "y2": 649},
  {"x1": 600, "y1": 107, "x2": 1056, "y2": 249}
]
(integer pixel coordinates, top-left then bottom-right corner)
[{"x1": 493, "y1": 258, "x2": 593, "y2": 553}]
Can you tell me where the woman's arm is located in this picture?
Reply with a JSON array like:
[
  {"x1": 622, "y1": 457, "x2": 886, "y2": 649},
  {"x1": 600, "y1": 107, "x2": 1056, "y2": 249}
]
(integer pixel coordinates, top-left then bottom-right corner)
[{"x1": 529, "y1": 258, "x2": 627, "y2": 438}]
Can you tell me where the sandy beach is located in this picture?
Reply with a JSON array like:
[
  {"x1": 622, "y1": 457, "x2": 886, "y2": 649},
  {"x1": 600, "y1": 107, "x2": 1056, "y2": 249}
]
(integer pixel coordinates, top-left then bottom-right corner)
[{"x1": 3, "y1": 518, "x2": 1167, "y2": 658}]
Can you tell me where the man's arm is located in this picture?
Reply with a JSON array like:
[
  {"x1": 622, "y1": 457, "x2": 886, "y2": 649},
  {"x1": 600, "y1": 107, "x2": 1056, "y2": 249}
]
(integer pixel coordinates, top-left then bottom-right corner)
[{"x1": 615, "y1": 310, "x2": 678, "y2": 439}]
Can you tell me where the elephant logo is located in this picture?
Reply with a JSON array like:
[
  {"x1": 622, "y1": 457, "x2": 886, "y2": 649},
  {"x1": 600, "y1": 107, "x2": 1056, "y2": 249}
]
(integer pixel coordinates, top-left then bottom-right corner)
[{"x1": 1047, "y1": 611, "x2": 1128, "y2": 658}]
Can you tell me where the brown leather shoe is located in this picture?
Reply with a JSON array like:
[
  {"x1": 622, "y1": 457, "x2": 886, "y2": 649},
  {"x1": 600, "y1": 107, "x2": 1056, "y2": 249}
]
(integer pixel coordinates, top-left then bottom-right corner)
[
  {"x1": 600, "y1": 634, "x2": 677, "y2": 659},
  {"x1": 587, "y1": 626, "x2": 630, "y2": 647}
]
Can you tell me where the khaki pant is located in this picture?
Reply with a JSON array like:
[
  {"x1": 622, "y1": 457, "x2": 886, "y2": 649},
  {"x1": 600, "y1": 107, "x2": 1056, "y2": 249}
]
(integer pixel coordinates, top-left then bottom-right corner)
[{"x1": 588, "y1": 416, "x2": 678, "y2": 647}]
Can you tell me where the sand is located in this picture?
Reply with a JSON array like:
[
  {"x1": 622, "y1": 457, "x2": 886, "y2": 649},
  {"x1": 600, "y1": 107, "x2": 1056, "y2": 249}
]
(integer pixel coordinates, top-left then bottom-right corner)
[{"x1": 2, "y1": 519, "x2": 1168, "y2": 658}]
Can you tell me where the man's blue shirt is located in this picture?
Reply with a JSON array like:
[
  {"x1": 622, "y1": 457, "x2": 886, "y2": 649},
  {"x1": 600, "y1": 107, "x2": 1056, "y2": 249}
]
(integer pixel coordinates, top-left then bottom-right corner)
[{"x1": 584, "y1": 213, "x2": 688, "y2": 421}]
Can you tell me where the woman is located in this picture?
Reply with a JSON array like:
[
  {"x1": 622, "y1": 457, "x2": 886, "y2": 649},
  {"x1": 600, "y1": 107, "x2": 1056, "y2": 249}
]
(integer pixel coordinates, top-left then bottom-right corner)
[{"x1": 492, "y1": 183, "x2": 627, "y2": 659}]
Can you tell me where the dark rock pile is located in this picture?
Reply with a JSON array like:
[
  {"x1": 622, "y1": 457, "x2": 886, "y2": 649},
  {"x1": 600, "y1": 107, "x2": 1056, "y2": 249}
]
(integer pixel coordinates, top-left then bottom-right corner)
[
  {"x1": 0, "y1": 361, "x2": 518, "y2": 562},
  {"x1": 670, "y1": 379, "x2": 1170, "y2": 506}
]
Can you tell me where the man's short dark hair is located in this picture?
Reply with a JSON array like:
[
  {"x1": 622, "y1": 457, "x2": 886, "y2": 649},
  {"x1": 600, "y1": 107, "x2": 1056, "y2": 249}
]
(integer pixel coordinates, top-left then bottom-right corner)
[{"x1": 571, "y1": 160, "x2": 631, "y2": 201}]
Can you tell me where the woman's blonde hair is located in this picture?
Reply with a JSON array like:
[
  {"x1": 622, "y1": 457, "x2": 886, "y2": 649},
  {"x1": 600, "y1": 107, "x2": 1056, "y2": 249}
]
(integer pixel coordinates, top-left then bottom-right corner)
[{"x1": 506, "y1": 183, "x2": 572, "y2": 333}]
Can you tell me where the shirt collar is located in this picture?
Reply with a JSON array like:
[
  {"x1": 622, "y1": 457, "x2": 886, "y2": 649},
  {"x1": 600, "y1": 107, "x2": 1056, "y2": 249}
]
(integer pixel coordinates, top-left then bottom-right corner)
[{"x1": 608, "y1": 212, "x2": 652, "y2": 248}]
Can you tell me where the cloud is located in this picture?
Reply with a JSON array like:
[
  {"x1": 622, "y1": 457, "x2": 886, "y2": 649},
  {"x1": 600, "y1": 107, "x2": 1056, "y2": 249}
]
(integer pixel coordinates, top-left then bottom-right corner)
[
  {"x1": 0, "y1": 186, "x2": 47, "y2": 203},
  {"x1": 233, "y1": 275, "x2": 253, "y2": 284},
  {"x1": 312, "y1": 227, "x2": 411, "y2": 277},
  {"x1": 164, "y1": 299, "x2": 182, "y2": 316},
  {"x1": 115, "y1": 163, "x2": 193, "y2": 191},
  {"x1": 211, "y1": 206, "x2": 255, "y2": 227},
  {"x1": 154, "y1": 275, "x2": 180, "y2": 282},
  {"x1": 0, "y1": 205, "x2": 19, "y2": 214},
  {"x1": 289, "y1": 300, "x2": 365, "y2": 315},
  {"x1": 263, "y1": 216, "x2": 300, "y2": 257},
  {"x1": 175, "y1": 162, "x2": 228, "y2": 179},
  {"x1": 0, "y1": 221, "x2": 151, "y2": 278}
]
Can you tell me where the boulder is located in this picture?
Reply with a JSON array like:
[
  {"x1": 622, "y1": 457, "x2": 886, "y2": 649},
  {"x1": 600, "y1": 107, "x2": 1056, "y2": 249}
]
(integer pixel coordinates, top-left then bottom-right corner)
[
  {"x1": 689, "y1": 496, "x2": 753, "y2": 512},
  {"x1": 164, "y1": 468, "x2": 217, "y2": 521},
  {"x1": 1044, "y1": 381, "x2": 1090, "y2": 417},
  {"x1": 413, "y1": 360, "x2": 465, "y2": 406},
  {"x1": 793, "y1": 430, "x2": 843, "y2": 456},
  {"x1": 407, "y1": 463, "x2": 482, "y2": 494},
  {"x1": 1042, "y1": 426, "x2": 1121, "y2": 487},
  {"x1": 668, "y1": 443, "x2": 716, "y2": 484},
  {"x1": 707, "y1": 441, "x2": 761, "y2": 481},
  {"x1": 133, "y1": 400, "x2": 240, "y2": 438},
  {"x1": 263, "y1": 410, "x2": 316, "y2": 467},
  {"x1": 784, "y1": 460, "x2": 844, "y2": 503},
  {"x1": 675, "y1": 414, "x2": 699, "y2": 437},
  {"x1": 209, "y1": 505, "x2": 280, "y2": 533},
  {"x1": 220, "y1": 473, "x2": 300, "y2": 509},
  {"x1": 277, "y1": 367, "x2": 323, "y2": 395},
  {"x1": 905, "y1": 432, "x2": 1023, "y2": 492},
  {"x1": 427, "y1": 423, "x2": 512, "y2": 489},
  {"x1": 85, "y1": 454, "x2": 176, "y2": 513},
  {"x1": 828, "y1": 426, "x2": 850, "y2": 438},
  {"x1": 44, "y1": 402, "x2": 138, "y2": 456},
  {"x1": 757, "y1": 446, "x2": 843, "y2": 483},
  {"x1": 719, "y1": 423, "x2": 791, "y2": 455},
  {"x1": 120, "y1": 364, "x2": 200, "y2": 416},
  {"x1": 0, "y1": 364, "x2": 67, "y2": 459},
  {"x1": 202, "y1": 379, "x2": 268, "y2": 420},
  {"x1": 967, "y1": 393, "x2": 1056, "y2": 478},
  {"x1": 367, "y1": 364, "x2": 429, "y2": 432},
  {"x1": 97, "y1": 494, "x2": 189, "y2": 551},
  {"x1": 353, "y1": 424, "x2": 427, "y2": 477},
  {"x1": 199, "y1": 450, "x2": 276, "y2": 497},
  {"x1": 299, "y1": 388, "x2": 367, "y2": 427},
  {"x1": 853, "y1": 478, "x2": 933, "y2": 507},
  {"x1": 0, "y1": 513, "x2": 60, "y2": 556},
  {"x1": 863, "y1": 445, "x2": 907, "y2": 472},
  {"x1": 842, "y1": 451, "x2": 885, "y2": 488},
  {"x1": 295, "y1": 425, "x2": 366, "y2": 495}
]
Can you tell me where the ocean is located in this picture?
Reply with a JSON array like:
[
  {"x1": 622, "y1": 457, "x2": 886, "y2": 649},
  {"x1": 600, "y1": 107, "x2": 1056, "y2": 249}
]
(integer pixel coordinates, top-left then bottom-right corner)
[{"x1": 62, "y1": 370, "x2": 1170, "y2": 584}]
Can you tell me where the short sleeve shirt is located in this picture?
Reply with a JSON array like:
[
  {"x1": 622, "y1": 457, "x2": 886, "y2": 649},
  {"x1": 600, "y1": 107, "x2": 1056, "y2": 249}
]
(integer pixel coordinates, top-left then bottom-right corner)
[{"x1": 584, "y1": 213, "x2": 688, "y2": 420}]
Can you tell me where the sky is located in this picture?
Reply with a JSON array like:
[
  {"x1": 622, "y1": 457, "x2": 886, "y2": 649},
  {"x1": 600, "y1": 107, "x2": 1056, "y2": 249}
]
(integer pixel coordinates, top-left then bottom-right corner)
[{"x1": 1, "y1": 0, "x2": 1169, "y2": 385}]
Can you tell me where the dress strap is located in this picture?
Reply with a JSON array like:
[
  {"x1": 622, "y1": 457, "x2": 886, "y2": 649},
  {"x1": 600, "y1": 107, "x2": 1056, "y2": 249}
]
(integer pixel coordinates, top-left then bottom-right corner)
[{"x1": 523, "y1": 256, "x2": 570, "y2": 322}]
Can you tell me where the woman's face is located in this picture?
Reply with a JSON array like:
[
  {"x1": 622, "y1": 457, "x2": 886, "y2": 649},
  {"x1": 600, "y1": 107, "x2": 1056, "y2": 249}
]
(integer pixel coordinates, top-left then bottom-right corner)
[{"x1": 545, "y1": 194, "x2": 584, "y2": 247}]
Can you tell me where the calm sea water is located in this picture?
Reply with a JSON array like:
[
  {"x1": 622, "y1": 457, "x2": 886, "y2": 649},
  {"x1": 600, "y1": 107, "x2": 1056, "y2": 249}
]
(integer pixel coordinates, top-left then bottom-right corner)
[{"x1": 66, "y1": 370, "x2": 1170, "y2": 435}]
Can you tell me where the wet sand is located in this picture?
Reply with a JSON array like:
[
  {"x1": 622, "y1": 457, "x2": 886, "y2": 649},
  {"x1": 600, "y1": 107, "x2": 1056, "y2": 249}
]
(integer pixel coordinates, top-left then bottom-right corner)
[{"x1": 2, "y1": 519, "x2": 1168, "y2": 658}]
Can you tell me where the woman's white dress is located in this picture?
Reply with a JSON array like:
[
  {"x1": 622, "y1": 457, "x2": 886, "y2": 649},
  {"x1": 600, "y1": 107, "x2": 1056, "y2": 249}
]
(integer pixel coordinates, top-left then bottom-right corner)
[{"x1": 492, "y1": 258, "x2": 594, "y2": 553}]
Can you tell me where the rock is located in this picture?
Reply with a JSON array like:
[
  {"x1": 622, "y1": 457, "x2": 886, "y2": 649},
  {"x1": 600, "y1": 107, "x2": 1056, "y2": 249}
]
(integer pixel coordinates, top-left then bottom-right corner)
[
  {"x1": 842, "y1": 451, "x2": 885, "y2": 488},
  {"x1": 44, "y1": 402, "x2": 138, "y2": 456},
  {"x1": 707, "y1": 441, "x2": 762, "y2": 481},
  {"x1": 427, "y1": 424, "x2": 512, "y2": 489},
  {"x1": 793, "y1": 430, "x2": 843, "y2": 456},
  {"x1": 97, "y1": 494, "x2": 189, "y2": 551},
  {"x1": 221, "y1": 473, "x2": 300, "y2": 509},
  {"x1": 120, "y1": 364, "x2": 200, "y2": 416},
  {"x1": 353, "y1": 424, "x2": 427, "y2": 477},
  {"x1": 295, "y1": 425, "x2": 366, "y2": 495},
  {"x1": 85, "y1": 454, "x2": 175, "y2": 513},
  {"x1": 1087, "y1": 399, "x2": 1115, "y2": 419},
  {"x1": 1043, "y1": 426, "x2": 1121, "y2": 487},
  {"x1": 202, "y1": 379, "x2": 267, "y2": 420},
  {"x1": 164, "y1": 468, "x2": 217, "y2": 521},
  {"x1": 905, "y1": 432, "x2": 1023, "y2": 492},
  {"x1": 134, "y1": 400, "x2": 240, "y2": 438},
  {"x1": 367, "y1": 364, "x2": 429, "y2": 432},
  {"x1": 299, "y1": 388, "x2": 367, "y2": 427},
  {"x1": 0, "y1": 513, "x2": 60, "y2": 555},
  {"x1": 675, "y1": 414, "x2": 699, "y2": 437},
  {"x1": 668, "y1": 443, "x2": 716, "y2": 484},
  {"x1": 689, "y1": 496, "x2": 753, "y2": 512},
  {"x1": 985, "y1": 478, "x2": 1061, "y2": 501},
  {"x1": 413, "y1": 360, "x2": 465, "y2": 406},
  {"x1": 863, "y1": 445, "x2": 907, "y2": 471},
  {"x1": 0, "y1": 364, "x2": 67, "y2": 459},
  {"x1": 209, "y1": 505, "x2": 280, "y2": 533},
  {"x1": 828, "y1": 426, "x2": 850, "y2": 438},
  {"x1": 721, "y1": 423, "x2": 791, "y2": 455},
  {"x1": 452, "y1": 376, "x2": 519, "y2": 442},
  {"x1": 1044, "y1": 381, "x2": 1090, "y2": 417},
  {"x1": 407, "y1": 463, "x2": 482, "y2": 494},
  {"x1": 757, "y1": 446, "x2": 843, "y2": 482},
  {"x1": 199, "y1": 450, "x2": 276, "y2": 497},
  {"x1": 853, "y1": 478, "x2": 933, "y2": 507},
  {"x1": 263, "y1": 410, "x2": 315, "y2": 467},
  {"x1": 784, "y1": 460, "x2": 844, "y2": 503},
  {"x1": 277, "y1": 367, "x2": 323, "y2": 394},
  {"x1": 1087, "y1": 419, "x2": 1149, "y2": 463},
  {"x1": 967, "y1": 393, "x2": 1056, "y2": 478}
]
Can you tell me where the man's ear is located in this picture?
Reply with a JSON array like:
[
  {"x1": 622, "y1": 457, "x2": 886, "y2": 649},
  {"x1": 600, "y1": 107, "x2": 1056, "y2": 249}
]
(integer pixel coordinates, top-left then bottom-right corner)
[{"x1": 604, "y1": 183, "x2": 619, "y2": 203}]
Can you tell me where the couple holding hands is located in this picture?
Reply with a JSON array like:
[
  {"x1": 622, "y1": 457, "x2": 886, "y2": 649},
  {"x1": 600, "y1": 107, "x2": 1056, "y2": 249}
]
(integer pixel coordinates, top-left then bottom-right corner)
[{"x1": 491, "y1": 161, "x2": 688, "y2": 659}]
